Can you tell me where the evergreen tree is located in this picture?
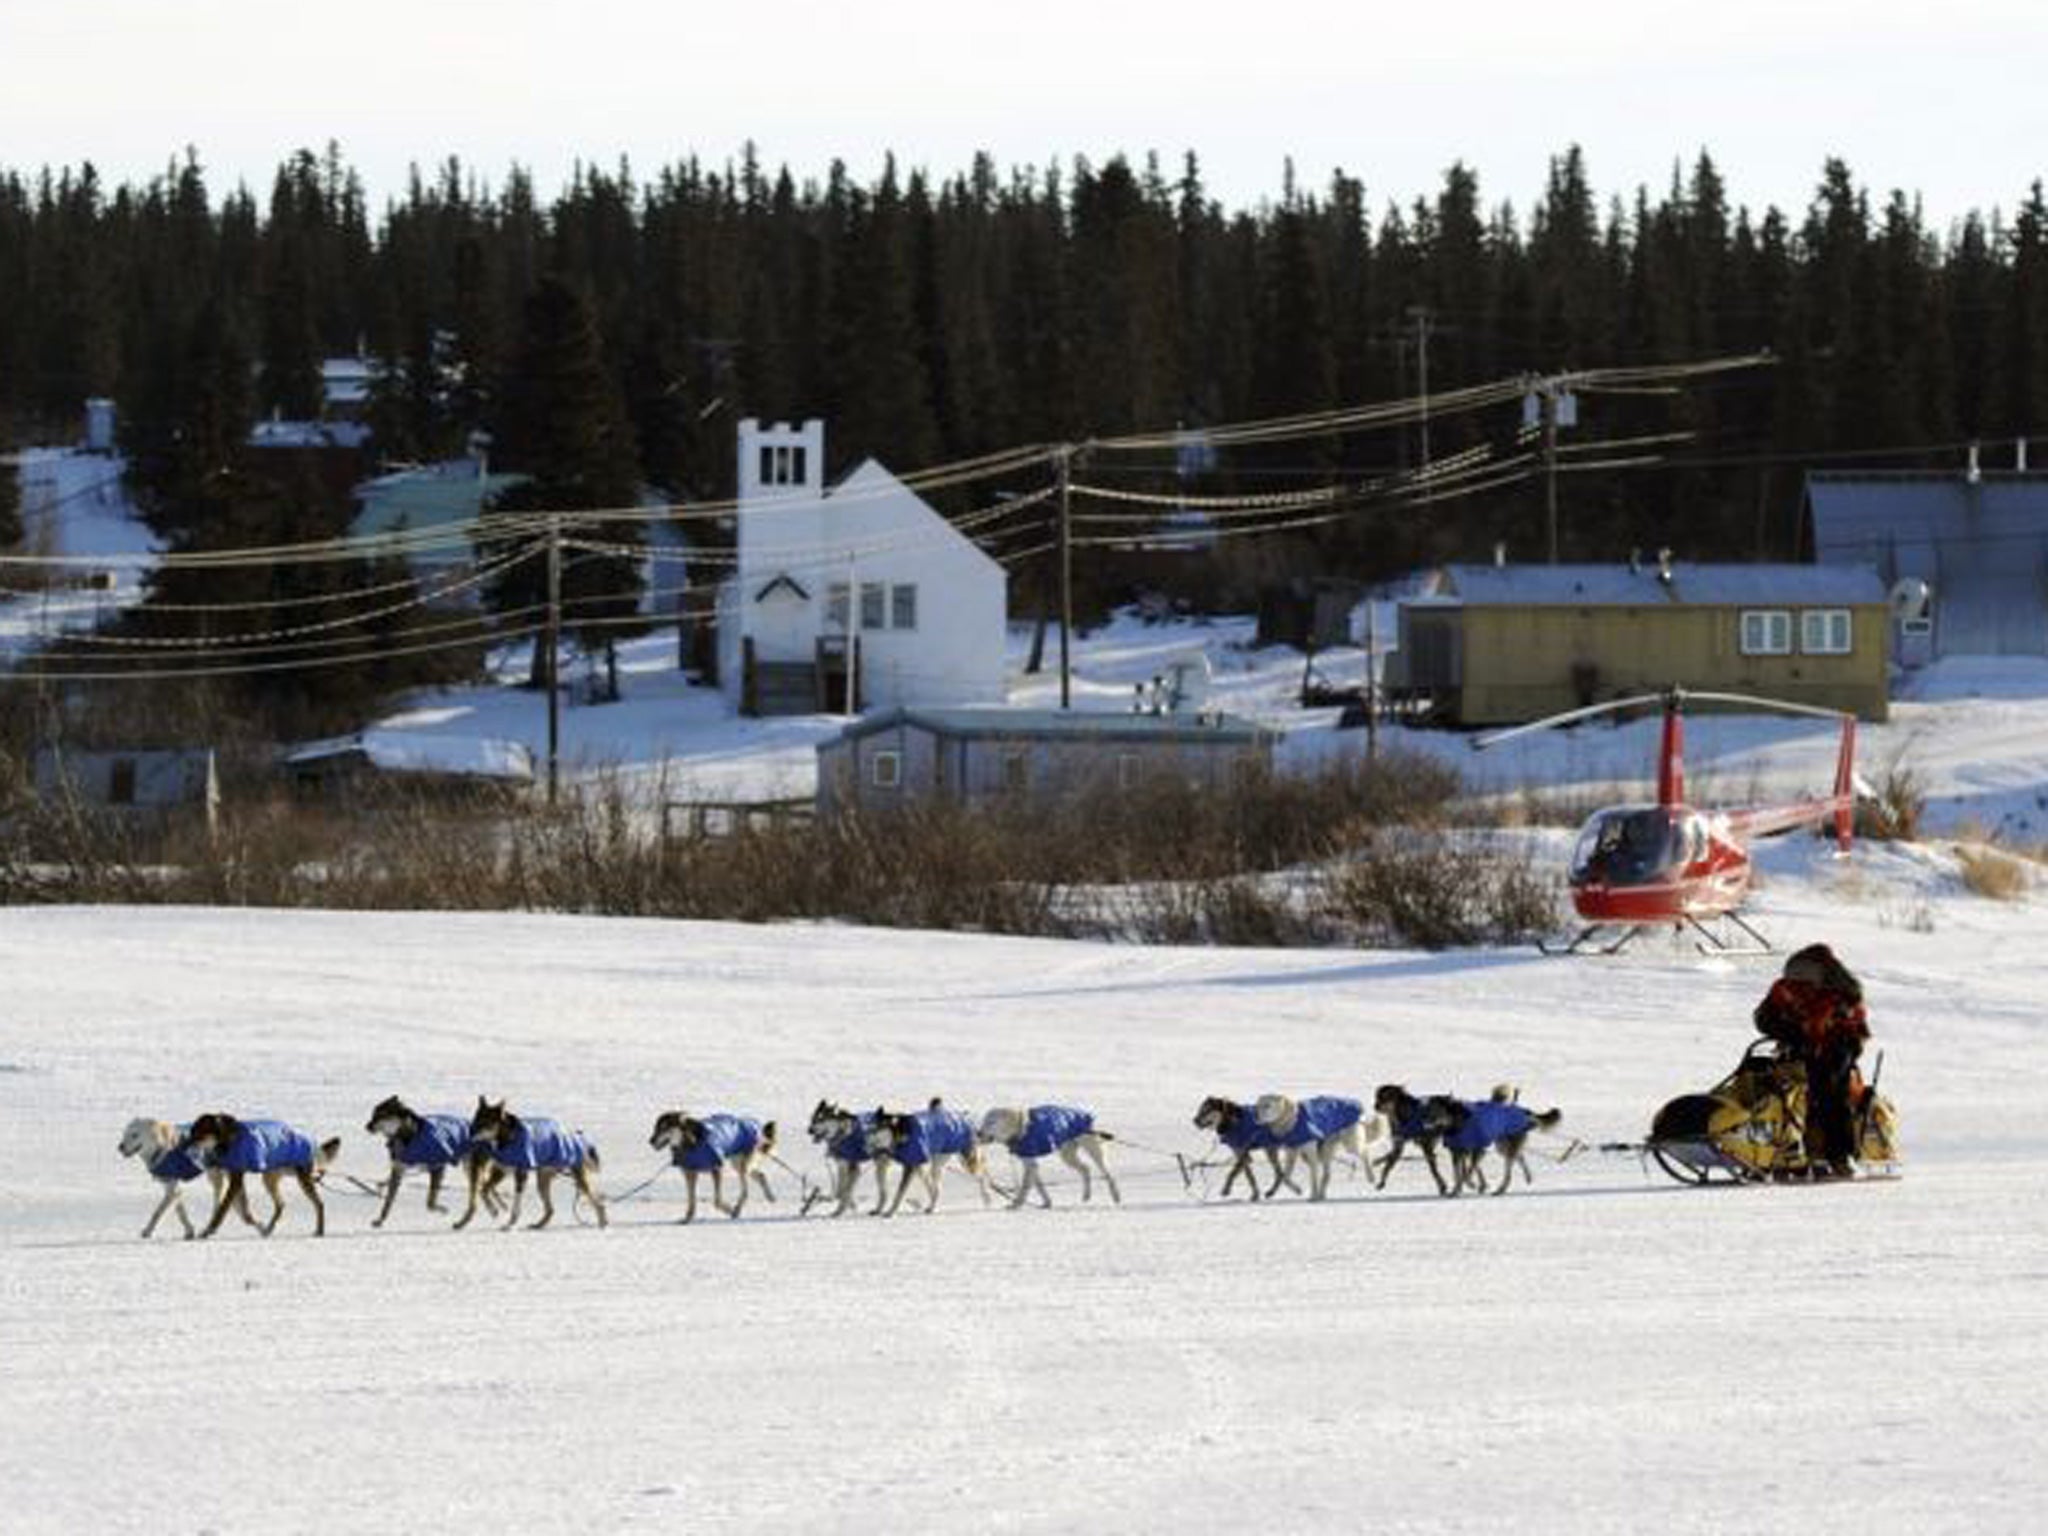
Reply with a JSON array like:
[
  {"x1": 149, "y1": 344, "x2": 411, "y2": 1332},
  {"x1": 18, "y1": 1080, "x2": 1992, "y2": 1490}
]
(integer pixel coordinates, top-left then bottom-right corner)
[{"x1": 484, "y1": 273, "x2": 645, "y2": 691}]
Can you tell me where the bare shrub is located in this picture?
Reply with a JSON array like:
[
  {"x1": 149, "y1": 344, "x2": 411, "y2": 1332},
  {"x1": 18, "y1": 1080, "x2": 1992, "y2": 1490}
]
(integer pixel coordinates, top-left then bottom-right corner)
[{"x1": 1859, "y1": 760, "x2": 1927, "y2": 841}]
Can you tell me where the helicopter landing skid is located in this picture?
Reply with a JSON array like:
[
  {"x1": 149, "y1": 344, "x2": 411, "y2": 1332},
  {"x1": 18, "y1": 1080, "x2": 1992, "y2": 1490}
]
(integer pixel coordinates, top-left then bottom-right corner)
[
  {"x1": 1537, "y1": 924, "x2": 1644, "y2": 956},
  {"x1": 1684, "y1": 911, "x2": 1773, "y2": 956},
  {"x1": 1537, "y1": 912, "x2": 1773, "y2": 958}
]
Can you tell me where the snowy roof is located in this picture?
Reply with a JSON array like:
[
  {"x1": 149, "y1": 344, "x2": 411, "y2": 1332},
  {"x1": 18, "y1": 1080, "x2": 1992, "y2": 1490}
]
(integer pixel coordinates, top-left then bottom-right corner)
[
  {"x1": 250, "y1": 419, "x2": 373, "y2": 451},
  {"x1": 282, "y1": 730, "x2": 534, "y2": 782},
  {"x1": 321, "y1": 357, "x2": 375, "y2": 405},
  {"x1": 350, "y1": 458, "x2": 530, "y2": 539},
  {"x1": 1440, "y1": 561, "x2": 1885, "y2": 607},
  {"x1": 824, "y1": 705, "x2": 1271, "y2": 747}
]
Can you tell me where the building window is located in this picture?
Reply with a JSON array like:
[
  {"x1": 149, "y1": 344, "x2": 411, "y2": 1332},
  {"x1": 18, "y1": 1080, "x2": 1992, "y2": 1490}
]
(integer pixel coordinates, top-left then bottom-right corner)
[
  {"x1": 861, "y1": 582, "x2": 886, "y2": 630},
  {"x1": 891, "y1": 583, "x2": 918, "y2": 631},
  {"x1": 827, "y1": 582, "x2": 850, "y2": 630},
  {"x1": 108, "y1": 758, "x2": 137, "y2": 805},
  {"x1": 1001, "y1": 750, "x2": 1028, "y2": 792},
  {"x1": 1801, "y1": 608, "x2": 1852, "y2": 655},
  {"x1": 758, "y1": 445, "x2": 774, "y2": 485},
  {"x1": 871, "y1": 749, "x2": 902, "y2": 789},
  {"x1": 1739, "y1": 609, "x2": 1791, "y2": 655},
  {"x1": 790, "y1": 445, "x2": 807, "y2": 484}
]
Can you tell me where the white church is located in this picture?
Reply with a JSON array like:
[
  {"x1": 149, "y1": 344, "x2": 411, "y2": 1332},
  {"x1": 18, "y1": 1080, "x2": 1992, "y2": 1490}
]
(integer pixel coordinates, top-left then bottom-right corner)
[{"x1": 716, "y1": 419, "x2": 1009, "y2": 715}]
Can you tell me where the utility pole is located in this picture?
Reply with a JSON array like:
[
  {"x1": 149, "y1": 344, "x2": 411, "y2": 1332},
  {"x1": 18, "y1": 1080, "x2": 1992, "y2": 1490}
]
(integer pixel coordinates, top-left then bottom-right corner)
[
  {"x1": 1407, "y1": 305, "x2": 1433, "y2": 491},
  {"x1": 1057, "y1": 446, "x2": 1074, "y2": 710},
  {"x1": 1364, "y1": 596, "x2": 1379, "y2": 763},
  {"x1": 1542, "y1": 385, "x2": 1560, "y2": 564},
  {"x1": 845, "y1": 549, "x2": 859, "y2": 716},
  {"x1": 544, "y1": 516, "x2": 562, "y2": 806}
]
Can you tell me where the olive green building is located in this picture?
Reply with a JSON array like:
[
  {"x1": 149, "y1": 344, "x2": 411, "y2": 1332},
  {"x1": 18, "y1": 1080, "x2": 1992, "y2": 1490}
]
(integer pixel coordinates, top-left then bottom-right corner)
[{"x1": 1387, "y1": 560, "x2": 1890, "y2": 725}]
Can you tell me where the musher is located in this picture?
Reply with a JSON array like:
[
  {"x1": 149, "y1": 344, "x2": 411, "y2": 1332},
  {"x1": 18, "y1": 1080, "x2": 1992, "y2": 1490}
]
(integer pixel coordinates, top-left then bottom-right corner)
[{"x1": 1752, "y1": 942, "x2": 1871, "y2": 1178}]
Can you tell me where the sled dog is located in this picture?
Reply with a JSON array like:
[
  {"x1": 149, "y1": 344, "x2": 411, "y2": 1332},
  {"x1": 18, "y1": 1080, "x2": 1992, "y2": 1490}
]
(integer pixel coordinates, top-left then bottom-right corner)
[
  {"x1": 1444, "y1": 1085, "x2": 1563, "y2": 1196},
  {"x1": 806, "y1": 1100, "x2": 890, "y2": 1217},
  {"x1": 458, "y1": 1098, "x2": 606, "y2": 1231},
  {"x1": 117, "y1": 1117, "x2": 229, "y2": 1240},
  {"x1": 364, "y1": 1095, "x2": 503, "y2": 1228},
  {"x1": 978, "y1": 1104, "x2": 1120, "y2": 1209},
  {"x1": 1192, "y1": 1096, "x2": 1304, "y2": 1200},
  {"x1": 180, "y1": 1113, "x2": 340, "y2": 1238},
  {"x1": 1251, "y1": 1094, "x2": 1382, "y2": 1201},
  {"x1": 865, "y1": 1099, "x2": 991, "y2": 1216},
  {"x1": 1372, "y1": 1085, "x2": 1462, "y2": 1195},
  {"x1": 649, "y1": 1110, "x2": 778, "y2": 1222}
]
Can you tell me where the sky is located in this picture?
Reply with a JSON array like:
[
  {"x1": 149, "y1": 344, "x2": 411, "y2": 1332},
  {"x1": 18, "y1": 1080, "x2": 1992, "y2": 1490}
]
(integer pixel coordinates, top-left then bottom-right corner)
[{"x1": 4, "y1": 0, "x2": 2044, "y2": 229}]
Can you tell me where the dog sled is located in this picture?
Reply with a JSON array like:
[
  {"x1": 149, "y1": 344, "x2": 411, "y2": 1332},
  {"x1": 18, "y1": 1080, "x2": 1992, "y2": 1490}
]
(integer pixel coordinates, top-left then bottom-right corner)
[{"x1": 1618, "y1": 1039, "x2": 1900, "y2": 1185}]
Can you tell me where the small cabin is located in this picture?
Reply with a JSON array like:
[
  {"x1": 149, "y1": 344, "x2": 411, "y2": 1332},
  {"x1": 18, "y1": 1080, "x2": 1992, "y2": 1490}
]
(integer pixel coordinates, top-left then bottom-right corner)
[{"x1": 816, "y1": 706, "x2": 1274, "y2": 817}]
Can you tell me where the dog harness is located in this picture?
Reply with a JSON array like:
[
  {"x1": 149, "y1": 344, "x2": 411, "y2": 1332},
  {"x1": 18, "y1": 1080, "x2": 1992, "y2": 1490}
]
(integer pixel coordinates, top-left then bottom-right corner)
[
  {"x1": 396, "y1": 1113, "x2": 473, "y2": 1168},
  {"x1": 490, "y1": 1118, "x2": 596, "y2": 1171},
  {"x1": 827, "y1": 1112, "x2": 877, "y2": 1164},
  {"x1": 1271, "y1": 1096, "x2": 1364, "y2": 1148},
  {"x1": 218, "y1": 1120, "x2": 317, "y2": 1174},
  {"x1": 672, "y1": 1114, "x2": 762, "y2": 1173},
  {"x1": 150, "y1": 1127, "x2": 211, "y2": 1183},
  {"x1": 885, "y1": 1106, "x2": 976, "y2": 1167},
  {"x1": 1007, "y1": 1105, "x2": 1093, "y2": 1158},
  {"x1": 1444, "y1": 1100, "x2": 1538, "y2": 1153}
]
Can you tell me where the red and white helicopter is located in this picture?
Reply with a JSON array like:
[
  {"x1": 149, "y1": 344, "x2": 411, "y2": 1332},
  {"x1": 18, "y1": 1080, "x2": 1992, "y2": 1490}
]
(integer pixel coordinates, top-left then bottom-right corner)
[{"x1": 1474, "y1": 688, "x2": 1860, "y2": 955}]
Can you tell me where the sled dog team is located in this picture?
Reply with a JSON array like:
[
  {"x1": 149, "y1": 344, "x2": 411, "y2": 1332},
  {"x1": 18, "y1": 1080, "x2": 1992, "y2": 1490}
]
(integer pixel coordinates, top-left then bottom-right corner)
[{"x1": 118, "y1": 1083, "x2": 1562, "y2": 1239}]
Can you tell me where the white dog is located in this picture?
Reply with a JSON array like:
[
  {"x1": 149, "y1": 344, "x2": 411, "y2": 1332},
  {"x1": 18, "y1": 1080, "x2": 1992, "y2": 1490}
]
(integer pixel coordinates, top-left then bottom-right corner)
[
  {"x1": 977, "y1": 1104, "x2": 1120, "y2": 1209},
  {"x1": 1251, "y1": 1094, "x2": 1385, "y2": 1201},
  {"x1": 117, "y1": 1118, "x2": 232, "y2": 1239}
]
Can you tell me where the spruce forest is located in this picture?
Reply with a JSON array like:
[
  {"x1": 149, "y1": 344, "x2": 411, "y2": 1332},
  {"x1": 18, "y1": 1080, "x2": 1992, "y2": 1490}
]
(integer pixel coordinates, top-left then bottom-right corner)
[{"x1": 4, "y1": 142, "x2": 2048, "y2": 726}]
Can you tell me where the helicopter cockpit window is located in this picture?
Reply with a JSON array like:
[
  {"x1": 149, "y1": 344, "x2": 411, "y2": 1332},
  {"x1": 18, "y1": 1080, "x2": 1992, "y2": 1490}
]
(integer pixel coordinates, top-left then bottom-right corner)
[{"x1": 1572, "y1": 809, "x2": 1681, "y2": 884}]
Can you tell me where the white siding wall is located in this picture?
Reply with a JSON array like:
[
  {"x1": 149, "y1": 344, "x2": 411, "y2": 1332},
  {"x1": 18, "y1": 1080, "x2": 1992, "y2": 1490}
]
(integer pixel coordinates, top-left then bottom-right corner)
[{"x1": 725, "y1": 420, "x2": 1007, "y2": 710}]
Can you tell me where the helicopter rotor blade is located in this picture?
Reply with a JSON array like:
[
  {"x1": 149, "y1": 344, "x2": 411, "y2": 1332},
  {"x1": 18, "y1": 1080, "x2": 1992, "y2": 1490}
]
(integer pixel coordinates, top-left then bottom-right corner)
[
  {"x1": 1666, "y1": 690, "x2": 1852, "y2": 725},
  {"x1": 1470, "y1": 694, "x2": 1668, "y2": 751}
]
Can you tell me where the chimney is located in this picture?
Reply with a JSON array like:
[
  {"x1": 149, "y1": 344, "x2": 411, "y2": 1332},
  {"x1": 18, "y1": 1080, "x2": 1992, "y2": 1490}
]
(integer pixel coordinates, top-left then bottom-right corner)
[
  {"x1": 1628, "y1": 548, "x2": 1641, "y2": 575},
  {"x1": 1656, "y1": 547, "x2": 1674, "y2": 586},
  {"x1": 1968, "y1": 441, "x2": 1982, "y2": 484},
  {"x1": 2021, "y1": 438, "x2": 2031, "y2": 473},
  {"x1": 1493, "y1": 541, "x2": 1507, "y2": 567}
]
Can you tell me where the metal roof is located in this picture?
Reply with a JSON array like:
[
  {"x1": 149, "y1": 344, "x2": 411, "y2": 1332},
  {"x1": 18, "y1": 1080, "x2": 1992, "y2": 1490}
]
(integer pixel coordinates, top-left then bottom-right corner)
[
  {"x1": 1440, "y1": 561, "x2": 1885, "y2": 607},
  {"x1": 1806, "y1": 473, "x2": 2048, "y2": 655},
  {"x1": 821, "y1": 705, "x2": 1271, "y2": 748}
]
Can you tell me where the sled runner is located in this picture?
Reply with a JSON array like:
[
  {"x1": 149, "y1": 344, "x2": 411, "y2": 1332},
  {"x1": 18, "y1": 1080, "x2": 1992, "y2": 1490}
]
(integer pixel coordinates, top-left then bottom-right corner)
[{"x1": 1625, "y1": 1039, "x2": 1899, "y2": 1185}]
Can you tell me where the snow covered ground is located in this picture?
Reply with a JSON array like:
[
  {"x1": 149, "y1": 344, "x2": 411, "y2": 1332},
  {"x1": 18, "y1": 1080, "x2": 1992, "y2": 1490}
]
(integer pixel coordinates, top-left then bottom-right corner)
[
  {"x1": 367, "y1": 611, "x2": 2048, "y2": 841},
  {"x1": 0, "y1": 448, "x2": 157, "y2": 661},
  {"x1": 3, "y1": 838, "x2": 2044, "y2": 1532}
]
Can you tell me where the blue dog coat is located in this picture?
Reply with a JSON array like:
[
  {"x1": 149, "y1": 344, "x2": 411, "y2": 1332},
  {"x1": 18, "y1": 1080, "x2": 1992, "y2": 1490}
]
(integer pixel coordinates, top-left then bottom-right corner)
[
  {"x1": 673, "y1": 1114, "x2": 762, "y2": 1172},
  {"x1": 491, "y1": 1118, "x2": 596, "y2": 1171},
  {"x1": 1445, "y1": 1100, "x2": 1537, "y2": 1153},
  {"x1": 829, "y1": 1112, "x2": 877, "y2": 1164},
  {"x1": 1214, "y1": 1105, "x2": 1281, "y2": 1154},
  {"x1": 219, "y1": 1120, "x2": 316, "y2": 1174},
  {"x1": 887, "y1": 1106, "x2": 976, "y2": 1167},
  {"x1": 151, "y1": 1127, "x2": 211, "y2": 1183},
  {"x1": 1271, "y1": 1096, "x2": 1364, "y2": 1148},
  {"x1": 1008, "y1": 1105, "x2": 1093, "y2": 1158},
  {"x1": 397, "y1": 1114, "x2": 473, "y2": 1168}
]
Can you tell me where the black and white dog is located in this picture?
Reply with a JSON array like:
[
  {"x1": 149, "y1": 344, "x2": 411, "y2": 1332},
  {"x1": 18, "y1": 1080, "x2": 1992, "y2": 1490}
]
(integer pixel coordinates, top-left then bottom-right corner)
[
  {"x1": 864, "y1": 1099, "x2": 991, "y2": 1216},
  {"x1": 1371, "y1": 1085, "x2": 1462, "y2": 1196},
  {"x1": 457, "y1": 1098, "x2": 606, "y2": 1231},
  {"x1": 1251, "y1": 1094, "x2": 1383, "y2": 1201},
  {"x1": 977, "y1": 1104, "x2": 1120, "y2": 1209},
  {"x1": 1443, "y1": 1085, "x2": 1564, "y2": 1196},
  {"x1": 117, "y1": 1117, "x2": 229, "y2": 1239},
  {"x1": 364, "y1": 1095, "x2": 502, "y2": 1228},
  {"x1": 180, "y1": 1113, "x2": 340, "y2": 1238},
  {"x1": 648, "y1": 1110, "x2": 778, "y2": 1222},
  {"x1": 1192, "y1": 1096, "x2": 1303, "y2": 1200},
  {"x1": 806, "y1": 1100, "x2": 890, "y2": 1217}
]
